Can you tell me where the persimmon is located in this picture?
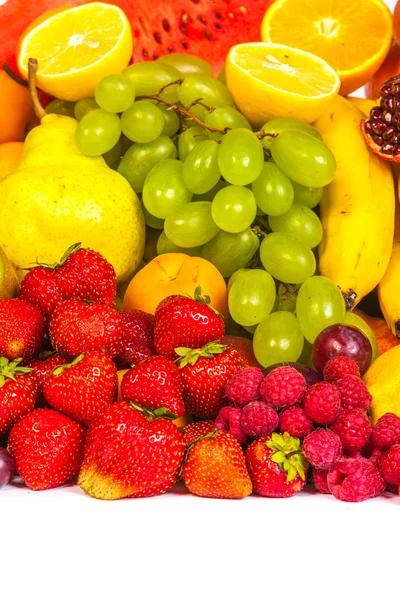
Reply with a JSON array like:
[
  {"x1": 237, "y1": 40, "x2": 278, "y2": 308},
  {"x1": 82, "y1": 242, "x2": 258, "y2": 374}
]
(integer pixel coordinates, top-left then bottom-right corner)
[
  {"x1": 0, "y1": 142, "x2": 24, "y2": 179},
  {"x1": 0, "y1": 69, "x2": 32, "y2": 143}
]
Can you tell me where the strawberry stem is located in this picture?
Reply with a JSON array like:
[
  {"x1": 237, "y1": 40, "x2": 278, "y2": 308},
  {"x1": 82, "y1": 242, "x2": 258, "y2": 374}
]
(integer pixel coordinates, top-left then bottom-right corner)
[
  {"x1": 129, "y1": 401, "x2": 178, "y2": 421},
  {"x1": 0, "y1": 357, "x2": 33, "y2": 387},
  {"x1": 175, "y1": 341, "x2": 228, "y2": 368}
]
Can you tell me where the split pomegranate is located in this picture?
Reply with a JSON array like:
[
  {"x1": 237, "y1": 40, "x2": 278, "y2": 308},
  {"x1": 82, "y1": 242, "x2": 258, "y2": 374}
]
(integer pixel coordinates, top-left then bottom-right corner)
[{"x1": 362, "y1": 75, "x2": 400, "y2": 162}]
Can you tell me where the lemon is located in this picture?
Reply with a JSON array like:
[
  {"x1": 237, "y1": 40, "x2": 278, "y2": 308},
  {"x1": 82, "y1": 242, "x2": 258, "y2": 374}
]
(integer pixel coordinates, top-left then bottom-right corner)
[
  {"x1": 18, "y1": 3, "x2": 133, "y2": 101},
  {"x1": 225, "y1": 42, "x2": 341, "y2": 127},
  {"x1": 364, "y1": 345, "x2": 400, "y2": 425}
]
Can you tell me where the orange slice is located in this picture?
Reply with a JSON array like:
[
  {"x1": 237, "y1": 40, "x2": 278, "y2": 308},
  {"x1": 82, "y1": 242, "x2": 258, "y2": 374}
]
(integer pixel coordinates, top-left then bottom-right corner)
[{"x1": 261, "y1": 0, "x2": 392, "y2": 96}]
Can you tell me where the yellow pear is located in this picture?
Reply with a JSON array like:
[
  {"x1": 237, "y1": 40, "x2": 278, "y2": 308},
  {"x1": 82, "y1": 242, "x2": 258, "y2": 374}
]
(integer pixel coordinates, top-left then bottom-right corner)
[{"x1": 364, "y1": 345, "x2": 400, "y2": 424}]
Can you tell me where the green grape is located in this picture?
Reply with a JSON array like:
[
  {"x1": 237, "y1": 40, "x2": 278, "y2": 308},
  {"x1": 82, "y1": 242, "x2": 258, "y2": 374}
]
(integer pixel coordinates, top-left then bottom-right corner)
[
  {"x1": 74, "y1": 98, "x2": 99, "y2": 121},
  {"x1": 292, "y1": 181, "x2": 323, "y2": 208},
  {"x1": 296, "y1": 276, "x2": 346, "y2": 343},
  {"x1": 157, "y1": 231, "x2": 203, "y2": 256},
  {"x1": 178, "y1": 126, "x2": 207, "y2": 161},
  {"x1": 118, "y1": 135, "x2": 177, "y2": 193},
  {"x1": 260, "y1": 118, "x2": 323, "y2": 150},
  {"x1": 158, "y1": 104, "x2": 180, "y2": 137},
  {"x1": 343, "y1": 312, "x2": 379, "y2": 362},
  {"x1": 276, "y1": 283, "x2": 299, "y2": 313},
  {"x1": 211, "y1": 185, "x2": 257, "y2": 233},
  {"x1": 242, "y1": 324, "x2": 258, "y2": 335},
  {"x1": 268, "y1": 203, "x2": 323, "y2": 248},
  {"x1": 251, "y1": 161, "x2": 294, "y2": 216},
  {"x1": 183, "y1": 140, "x2": 221, "y2": 194},
  {"x1": 46, "y1": 99, "x2": 75, "y2": 117},
  {"x1": 228, "y1": 268, "x2": 249, "y2": 291},
  {"x1": 120, "y1": 134, "x2": 133, "y2": 154},
  {"x1": 253, "y1": 311, "x2": 304, "y2": 367},
  {"x1": 158, "y1": 53, "x2": 214, "y2": 78},
  {"x1": 205, "y1": 107, "x2": 251, "y2": 131},
  {"x1": 121, "y1": 101, "x2": 165, "y2": 143},
  {"x1": 218, "y1": 129, "x2": 264, "y2": 185},
  {"x1": 95, "y1": 74, "x2": 135, "y2": 113},
  {"x1": 178, "y1": 75, "x2": 234, "y2": 121},
  {"x1": 164, "y1": 201, "x2": 220, "y2": 247},
  {"x1": 123, "y1": 62, "x2": 181, "y2": 103},
  {"x1": 218, "y1": 66, "x2": 227, "y2": 85},
  {"x1": 141, "y1": 200, "x2": 164, "y2": 229},
  {"x1": 102, "y1": 141, "x2": 122, "y2": 166},
  {"x1": 270, "y1": 131, "x2": 336, "y2": 187},
  {"x1": 193, "y1": 179, "x2": 226, "y2": 202},
  {"x1": 260, "y1": 232, "x2": 316, "y2": 284},
  {"x1": 201, "y1": 228, "x2": 259, "y2": 278},
  {"x1": 143, "y1": 159, "x2": 193, "y2": 219},
  {"x1": 75, "y1": 109, "x2": 121, "y2": 156},
  {"x1": 228, "y1": 269, "x2": 276, "y2": 326},
  {"x1": 298, "y1": 339, "x2": 314, "y2": 368}
]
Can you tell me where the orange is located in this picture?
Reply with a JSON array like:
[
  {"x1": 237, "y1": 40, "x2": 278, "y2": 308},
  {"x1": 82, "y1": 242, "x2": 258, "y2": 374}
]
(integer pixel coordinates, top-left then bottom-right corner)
[
  {"x1": 261, "y1": 0, "x2": 393, "y2": 96},
  {"x1": 123, "y1": 253, "x2": 229, "y2": 320},
  {"x1": 0, "y1": 70, "x2": 32, "y2": 143},
  {"x1": 0, "y1": 142, "x2": 24, "y2": 180}
]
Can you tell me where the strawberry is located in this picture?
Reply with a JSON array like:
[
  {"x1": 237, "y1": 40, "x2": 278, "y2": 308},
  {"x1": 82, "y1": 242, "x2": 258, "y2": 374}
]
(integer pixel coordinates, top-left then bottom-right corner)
[
  {"x1": 245, "y1": 432, "x2": 309, "y2": 498},
  {"x1": 7, "y1": 408, "x2": 85, "y2": 491},
  {"x1": 182, "y1": 431, "x2": 252, "y2": 499},
  {"x1": 78, "y1": 401, "x2": 185, "y2": 500},
  {"x1": 154, "y1": 286, "x2": 225, "y2": 360},
  {"x1": 115, "y1": 309, "x2": 155, "y2": 368},
  {"x1": 0, "y1": 298, "x2": 45, "y2": 363},
  {"x1": 19, "y1": 266, "x2": 62, "y2": 325},
  {"x1": 221, "y1": 335, "x2": 262, "y2": 368},
  {"x1": 121, "y1": 355, "x2": 185, "y2": 417},
  {"x1": 49, "y1": 299, "x2": 123, "y2": 358},
  {"x1": 29, "y1": 354, "x2": 68, "y2": 391},
  {"x1": 0, "y1": 357, "x2": 40, "y2": 435},
  {"x1": 43, "y1": 351, "x2": 118, "y2": 426},
  {"x1": 177, "y1": 342, "x2": 245, "y2": 419},
  {"x1": 182, "y1": 420, "x2": 216, "y2": 446}
]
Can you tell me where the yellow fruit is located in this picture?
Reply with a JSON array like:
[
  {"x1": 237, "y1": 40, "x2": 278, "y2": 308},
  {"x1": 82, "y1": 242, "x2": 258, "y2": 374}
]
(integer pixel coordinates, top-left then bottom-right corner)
[
  {"x1": 17, "y1": 3, "x2": 133, "y2": 101},
  {"x1": 0, "y1": 247, "x2": 19, "y2": 299},
  {"x1": 0, "y1": 142, "x2": 24, "y2": 180},
  {"x1": 347, "y1": 97, "x2": 376, "y2": 116},
  {"x1": 225, "y1": 42, "x2": 340, "y2": 127},
  {"x1": 379, "y1": 206, "x2": 400, "y2": 337},
  {"x1": 364, "y1": 345, "x2": 400, "y2": 424}
]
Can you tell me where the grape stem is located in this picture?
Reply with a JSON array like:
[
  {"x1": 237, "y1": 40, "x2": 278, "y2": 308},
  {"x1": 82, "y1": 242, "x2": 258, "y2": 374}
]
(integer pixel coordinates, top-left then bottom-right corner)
[{"x1": 28, "y1": 58, "x2": 47, "y2": 121}]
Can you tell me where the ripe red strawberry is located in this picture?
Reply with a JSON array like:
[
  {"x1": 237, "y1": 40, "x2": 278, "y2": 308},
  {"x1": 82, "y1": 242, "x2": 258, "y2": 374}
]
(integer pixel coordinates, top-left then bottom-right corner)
[
  {"x1": 154, "y1": 287, "x2": 225, "y2": 360},
  {"x1": 182, "y1": 431, "x2": 252, "y2": 499},
  {"x1": 29, "y1": 354, "x2": 68, "y2": 391},
  {"x1": 182, "y1": 420, "x2": 215, "y2": 446},
  {"x1": 177, "y1": 342, "x2": 245, "y2": 419},
  {"x1": 43, "y1": 352, "x2": 118, "y2": 426},
  {"x1": 20, "y1": 266, "x2": 62, "y2": 325},
  {"x1": 245, "y1": 432, "x2": 309, "y2": 498},
  {"x1": 7, "y1": 408, "x2": 85, "y2": 491},
  {"x1": 221, "y1": 335, "x2": 261, "y2": 368},
  {"x1": 0, "y1": 298, "x2": 45, "y2": 363},
  {"x1": 49, "y1": 299, "x2": 123, "y2": 358},
  {"x1": 120, "y1": 355, "x2": 184, "y2": 417},
  {"x1": 0, "y1": 357, "x2": 40, "y2": 435},
  {"x1": 78, "y1": 401, "x2": 185, "y2": 500},
  {"x1": 115, "y1": 309, "x2": 155, "y2": 368}
]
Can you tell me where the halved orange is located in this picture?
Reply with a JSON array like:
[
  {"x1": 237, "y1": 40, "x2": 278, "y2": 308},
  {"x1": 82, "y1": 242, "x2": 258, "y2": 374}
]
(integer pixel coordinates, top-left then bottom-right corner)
[
  {"x1": 18, "y1": 2, "x2": 133, "y2": 101},
  {"x1": 261, "y1": 0, "x2": 393, "y2": 96}
]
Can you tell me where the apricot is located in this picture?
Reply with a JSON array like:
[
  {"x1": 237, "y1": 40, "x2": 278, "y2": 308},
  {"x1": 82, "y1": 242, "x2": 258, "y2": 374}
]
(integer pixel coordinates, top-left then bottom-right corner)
[
  {"x1": 0, "y1": 142, "x2": 24, "y2": 180},
  {"x1": 354, "y1": 308, "x2": 400, "y2": 356},
  {"x1": 123, "y1": 253, "x2": 229, "y2": 320},
  {"x1": 0, "y1": 70, "x2": 32, "y2": 143}
]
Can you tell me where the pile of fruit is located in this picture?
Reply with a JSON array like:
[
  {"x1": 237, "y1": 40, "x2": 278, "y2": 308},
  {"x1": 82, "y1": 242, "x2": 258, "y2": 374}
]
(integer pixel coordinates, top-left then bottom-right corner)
[{"x1": 3, "y1": 0, "x2": 400, "y2": 503}]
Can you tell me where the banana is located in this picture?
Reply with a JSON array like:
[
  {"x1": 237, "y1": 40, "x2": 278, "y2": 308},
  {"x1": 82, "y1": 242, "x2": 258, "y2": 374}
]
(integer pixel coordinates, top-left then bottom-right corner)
[
  {"x1": 313, "y1": 95, "x2": 395, "y2": 310},
  {"x1": 347, "y1": 96, "x2": 376, "y2": 117},
  {"x1": 378, "y1": 203, "x2": 400, "y2": 337}
]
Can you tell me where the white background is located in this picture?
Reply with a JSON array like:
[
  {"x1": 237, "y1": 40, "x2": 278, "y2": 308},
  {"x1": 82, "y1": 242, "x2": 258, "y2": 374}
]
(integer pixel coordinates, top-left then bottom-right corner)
[{"x1": 2, "y1": 1, "x2": 399, "y2": 599}]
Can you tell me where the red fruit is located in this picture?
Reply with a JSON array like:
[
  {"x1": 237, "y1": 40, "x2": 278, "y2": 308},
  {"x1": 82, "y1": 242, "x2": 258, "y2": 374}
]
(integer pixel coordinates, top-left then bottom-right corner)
[
  {"x1": 0, "y1": 357, "x2": 40, "y2": 435},
  {"x1": 331, "y1": 409, "x2": 372, "y2": 452},
  {"x1": 245, "y1": 432, "x2": 308, "y2": 498},
  {"x1": 366, "y1": 42, "x2": 400, "y2": 101},
  {"x1": 221, "y1": 335, "x2": 261, "y2": 368},
  {"x1": 120, "y1": 355, "x2": 185, "y2": 417},
  {"x1": 260, "y1": 366, "x2": 306, "y2": 408},
  {"x1": 182, "y1": 420, "x2": 215, "y2": 446},
  {"x1": 78, "y1": 402, "x2": 185, "y2": 500},
  {"x1": 43, "y1": 352, "x2": 117, "y2": 426},
  {"x1": 302, "y1": 381, "x2": 341, "y2": 425},
  {"x1": 312, "y1": 324, "x2": 372, "y2": 373},
  {"x1": 327, "y1": 457, "x2": 385, "y2": 502},
  {"x1": 182, "y1": 431, "x2": 252, "y2": 499},
  {"x1": 0, "y1": 298, "x2": 45, "y2": 363},
  {"x1": 20, "y1": 267, "x2": 62, "y2": 324},
  {"x1": 49, "y1": 299, "x2": 123, "y2": 358},
  {"x1": 115, "y1": 309, "x2": 155, "y2": 368},
  {"x1": 380, "y1": 444, "x2": 400, "y2": 485},
  {"x1": 0, "y1": 447, "x2": 15, "y2": 488},
  {"x1": 215, "y1": 406, "x2": 247, "y2": 444},
  {"x1": 177, "y1": 342, "x2": 244, "y2": 419},
  {"x1": 240, "y1": 401, "x2": 279, "y2": 438},
  {"x1": 323, "y1": 356, "x2": 360, "y2": 383},
  {"x1": 225, "y1": 366, "x2": 263, "y2": 406},
  {"x1": 335, "y1": 375, "x2": 372, "y2": 410},
  {"x1": 29, "y1": 354, "x2": 68, "y2": 391},
  {"x1": 371, "y1": 412, "x2": 400, "y2": 449},
  {"x1": 312, "y1": 468, "x2": 330, "y2": 494},
  {"x1": 8, "y1": 408, "x2": 85, "y2": 491},
  {"x1": 279, "y1": 405, "x2": 313, "y2": 439},
  {"x1": 303, "y1": 429, "x2": 343, "y2": 470}
]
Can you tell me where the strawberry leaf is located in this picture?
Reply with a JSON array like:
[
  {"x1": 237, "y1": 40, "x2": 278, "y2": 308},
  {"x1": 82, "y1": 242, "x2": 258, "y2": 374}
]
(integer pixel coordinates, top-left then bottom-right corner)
[{"x1": 0, "y1": 357, "x2": 33, "y2": 385}]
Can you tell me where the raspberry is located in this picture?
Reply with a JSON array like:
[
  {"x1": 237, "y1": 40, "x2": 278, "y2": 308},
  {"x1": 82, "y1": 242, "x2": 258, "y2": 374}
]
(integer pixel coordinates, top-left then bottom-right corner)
[
  {"x1": 371, "y1": 412, "x2": 400, "y2": 449},
  {"x1": 215, "y1": 406, "x2": 247, "y2": 444},
  {"x1": 327, "y1": 457, "x2": 385, "y2": 502},
  {"x1": 279, "y1": 405, "x2": 313, "y2": 439},
  {"x1": 323, "y1": 356, "x2": 360, "y2": 383},
  {"x1": 355, "y1": 441, "x2": 385, "y2": 468},
  {"x1": 303, "y1": 429, "x2": 343, "y2": 469},
  {"x1": 260, "y1": 366, "x2": 306, "y2": 408},
  {"x1": 331, "y1": 408, "x2": 372, "y2": 452},
  {"x1": 312, "y1": 468, "x2": 330, "y2": 494},
  {"x1": 240, "y1": 401, "x2": 279, "y2": 437},
  {"x1": 302, "y1": 382, "x2": 341, "y2": 425},
  {"x1": 335, "y1": 375, "x2": 371, "y2": 410},
  {"x1": 225, "y1": 367, "x2": 263, "y2": 406},
  {"x1": 182, "y1": 421, "x2": 215, "y2": 446},
  {"x1": 380, "y1": 444, "x2": 400, "y2": 485}
]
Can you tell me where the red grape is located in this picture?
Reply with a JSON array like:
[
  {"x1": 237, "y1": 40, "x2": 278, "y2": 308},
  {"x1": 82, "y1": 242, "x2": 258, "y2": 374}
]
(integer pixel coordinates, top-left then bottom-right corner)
[
  {"x1": 0, "y1": 447, "x2": 15, "y2": 488},
  {"x1": 312, "y1": 324, "x2": 372, "y2": 375}
]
